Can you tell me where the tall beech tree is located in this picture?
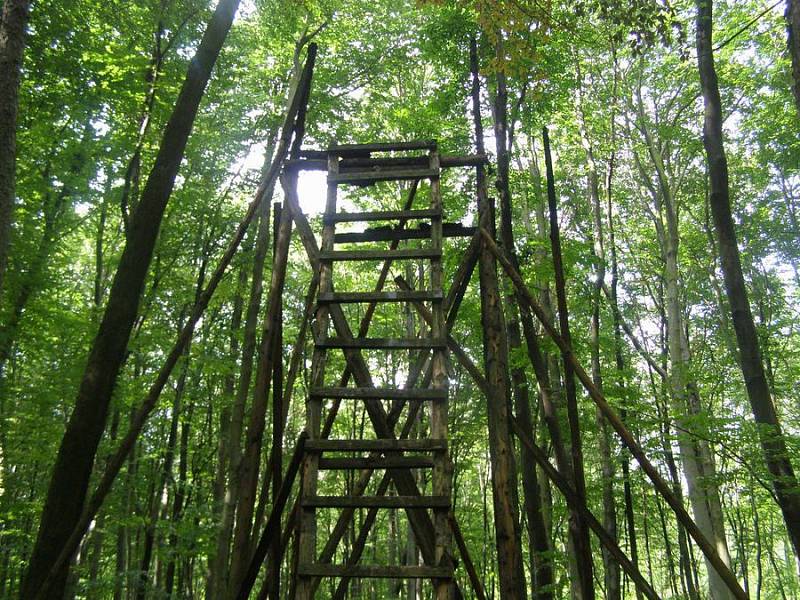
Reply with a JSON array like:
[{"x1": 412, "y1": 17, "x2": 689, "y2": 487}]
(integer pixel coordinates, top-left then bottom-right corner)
[
  {"x1": 696, "y1": 0, "x2": 800, "y2": 562},
  {"x1": 20, "y1": 0, "x2": 241, "y2": 596},
  {"x1": 788, "y1": 0, "x2": 800, "y2": 114},
  {"x1": 0, "y1": 0, "x2": 32, "y2": 297}
]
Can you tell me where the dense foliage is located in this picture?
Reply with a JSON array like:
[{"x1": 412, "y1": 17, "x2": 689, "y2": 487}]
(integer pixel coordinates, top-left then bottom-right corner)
[{"x1": 0, "y1": 0, "x2": 798, "y2": 598}]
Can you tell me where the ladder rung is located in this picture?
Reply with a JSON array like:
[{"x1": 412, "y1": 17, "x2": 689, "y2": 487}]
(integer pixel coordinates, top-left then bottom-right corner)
[
  {"x1": 318, "y1": 248, "x2": 441, "y2": 262},
  {"x1": 318, "y1": 456, "x2": 434, "y2": 470},
  {"x1": 330, "y1": 168, "x2": 439, "y2": 185},
  {"x1": 334, "y1": 224, "x2": 475, "y2": 244},
  {"x1": 297, "y1": 564, "x2": 452, "y2": 579},
  {"x1": 323, "y1": 209, "x2": 440, "y2": 224},
  {"x1": 328, "y1": 140, "x2": 437, "y2": 156},
  {"x1": 318, "y1": 290, "x2": 442, "y2": 304},
  {"x1": 315, "y1": 338, "x2": 446, "y2": 350},
  {"x1": 310, "y1": 387, "x2": 447, "y2": 401},
  {"x1": 302, "y1": 495, "x2": 450, "y2": 509},
  {"x1": 305, "y1": 439, "x2": 448, "y2": 452}
]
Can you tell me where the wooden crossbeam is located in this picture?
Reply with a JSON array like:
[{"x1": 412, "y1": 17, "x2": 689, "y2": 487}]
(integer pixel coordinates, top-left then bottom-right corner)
[
  {"x1": 333, "y1": 223, "x2": 475, "y2": 243},
  {"x1": 288, "y1": 153, "x2": 488, "y2": 170}
]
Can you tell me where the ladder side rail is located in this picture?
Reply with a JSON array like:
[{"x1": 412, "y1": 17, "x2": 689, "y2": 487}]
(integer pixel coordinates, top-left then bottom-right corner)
[{"x1": 296, "y1": 151, "x2": 338, "y2": 600}]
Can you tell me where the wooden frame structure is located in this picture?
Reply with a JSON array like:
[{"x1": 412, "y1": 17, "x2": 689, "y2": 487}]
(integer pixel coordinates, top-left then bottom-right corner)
[
  {"x1": 231, "y1": 44, "x2": 748, "y2": 600},
  {"x1": 291, "y1": 140, "x2": 480, "y2": 599}
]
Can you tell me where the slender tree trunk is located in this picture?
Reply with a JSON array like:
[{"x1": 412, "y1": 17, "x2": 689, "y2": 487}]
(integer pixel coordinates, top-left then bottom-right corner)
[
  {"x1": 164, "y1": 395, "x2": 193, "y2": 596},
  {"x1": 209, "y1": 142, "x2": 275, "y2": 599},
  {"x1": 206, "y1": 253, "x2": 247, "y2": 599},
  {"x1": 525, "y1": 137, "x2": 583, "y2": 596},
  {"x1": 542, "y1": 126, "x2": 596, "y2": 600},
  {"x1": 575, "y1": 68, "x2": 620, "y2": 600},
  {"x1": 787, "y1": 0, "x2": 800, "y2": 116},
  {"x1": 489, "y1": 38, "x2": 554, "y2": 600},
  {"x1": 0, "y1": 0, "x2": 31, "y2": 297},
  {"x1": 633, "y1": 78, "x2": 734, "y2": 600},
  {"x1": 267, "y1": 201, "x2": 284, "y2": 600},
  {"x1": 470, "y1": 34, "x2": 525, "y2": 600},
  {"x1": 697, "y1": 0, "x2": 800, "y2": 562},
  {"x1": 227, "y1": 204, "x2": 293, "y2": 595},
  {"x1": 607, "y1": 194, "x2": 644, "y2": 600},
  {"x1": 20, "y1": 1, "x2": 241, "y2": 596}
]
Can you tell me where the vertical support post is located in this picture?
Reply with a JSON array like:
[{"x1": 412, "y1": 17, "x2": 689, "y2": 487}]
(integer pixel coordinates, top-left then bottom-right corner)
[
  {"x1": 428, "y1": 147, "x2": 453, "y2": 599},
  {"x1": 296, "y1": 151, "x2": 338, "y2": 600},
  {"x1": 269, "y1": 202, "x2": 284, "y2": 599}
]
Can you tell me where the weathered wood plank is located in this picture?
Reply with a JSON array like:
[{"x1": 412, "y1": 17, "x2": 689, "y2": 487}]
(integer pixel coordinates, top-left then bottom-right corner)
[
  {"x1": 302, "y1": 495, "x2": 450, "y2": 509},
  {"x1": 318, "y1": 456, "x2": 434, "y2": 470},
  {"x1": 309, "y1": 386, "x2": 446, "y2": 400},
  {"x1": 333, "y1": 224, "x2": 476, "y2": 243},
  {"x1": 288, "y1": 153, "x2": 488, "y2": 171},
  {"x1": 330, "y1": 168, "x2": 439, "y2": 184},
  {"x1": 328, "y1": 140, "x2": 437, "y2": 156},
  {"x1": 323, "y1": 209, "x2": 439, "y2": 224},
  {"x1": 305, "y1": 439, "x2": 447, "y2": 452},
  {"x1": 318, "y1": 290, "x2": 442, "y2": 304},
  {"x1": 297, "y1": 564, "x2": 452, "y2": 579},
  {"x1": 318, "y1": 248, "x2": 441, "y2": 262}
]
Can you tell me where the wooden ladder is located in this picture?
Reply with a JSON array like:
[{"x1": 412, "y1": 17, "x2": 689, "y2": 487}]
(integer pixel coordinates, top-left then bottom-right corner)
[{"x1": 296, "y1": 141, "x2": 455, "y2": 599}]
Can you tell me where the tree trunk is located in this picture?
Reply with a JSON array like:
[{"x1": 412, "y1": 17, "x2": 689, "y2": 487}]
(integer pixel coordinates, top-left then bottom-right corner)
[
  {"x1": 633, "y1": 77, "x2": 735, "y2": 600},
  {"x1": 0, "y1": 0, "x2": 31, "y2": 297},
  {"x1": 488, "y1": 37, "x2": 554, "y2": 600},
  {"x1": 20, "y1": 0, "x2": 241, "y2": 596},
  {"x1": 698, "y1": 0, "x2": 800, "y2": 562},
  {"x1": 526, "y1": 137, "x2": 583, "y2": 597},
  {"x1": 227, "y1": 204, "x2": 293, "y2": 595},
  {"x1": 164, "y1": 395, "x2": 193, "y2": 596},
  {"x1": 542, "y1": 126, "x2": 596, "y2": 600},
  {"x1": 209, "y1": 141, "x2": 275, "y2": 600},
  {"x1": 205, "y1": 255, "x2": 247, "y2": 599},
  {"x1": 470, "y1": 35, "x2": 525, "y2": 600},
  {"x1": 787, "y1": 0, "x2": 800, "y2": 116},
  {"x1": 606, "y1": 186, "x2": 644, "y2": 600},
  {"x1": 576, "y1": 69, "x2": 620, "y2": 600}
]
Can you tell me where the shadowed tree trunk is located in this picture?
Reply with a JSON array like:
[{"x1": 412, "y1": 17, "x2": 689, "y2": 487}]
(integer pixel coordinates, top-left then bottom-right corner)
[
  {"x1": 542, "y1": 126, "x2": 596, "y2": 600},
  {"x1": 20, "y1": 0, "x2": 241, "y2": 596},
  {"x1": 486, "y1": 36, "x2": 554, "y2": 600},
  {"x1": 575, "y1": 65, "x2": 620, "y2": 600},
  {"x1": 697, "y1": 0, "x2": 800, "y2": 562},
  {"x1": 470, "y1": 34, "x2": 525, "y2": 600},
  {"x1": 0, "y1": 0, "x2": 31, "y2": 297},
  {"x1": 787, "y1": 0, "x2": 800, "y2": 115}
]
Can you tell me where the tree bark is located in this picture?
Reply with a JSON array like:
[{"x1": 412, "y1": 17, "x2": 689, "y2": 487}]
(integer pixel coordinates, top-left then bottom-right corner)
[
  {"x1": 469, "y1": 35, "x2": 525, "y2": 600},
  {"x1": 697, "y1": 0, "x2": 800, "y2": 562},
  {"x1": 787, "y1": 0, "x2": 800, "y2": 116},
  {"x1": 0, "y1": 0, "x2": 31, "y2": 297},
  {"x1": 20, "y1": 1, "x2": 241, "y2": 596},
  {"x1": 487, "y1": 37, "x2": 554, "y2": 600},
  {"x1": 633, "y1": 74, "x2": 734, "y2": 600},
  {"x1": 210, "y1": 142, "x2": 275, "y2": 600},
  {"x1": 542, "y1": 126, "x2": 596, "y2": 600},
  {"x1": 227, "y1": 192, "x2": 293, "y2": 596},
  {"x1": 575, "y1": 67, "x2": 621, "y2": 600}
]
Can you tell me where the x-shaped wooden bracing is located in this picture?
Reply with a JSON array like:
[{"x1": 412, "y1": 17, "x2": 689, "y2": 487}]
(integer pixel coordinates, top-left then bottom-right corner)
[{"x1": 284, "y1": 179, "x2": 480, "y2": 598}]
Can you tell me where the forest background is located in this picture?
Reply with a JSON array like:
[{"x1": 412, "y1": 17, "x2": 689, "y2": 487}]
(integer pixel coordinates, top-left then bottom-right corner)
[{"x1": 0, "y1": 0, "x2": 799, "y2": 599}]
